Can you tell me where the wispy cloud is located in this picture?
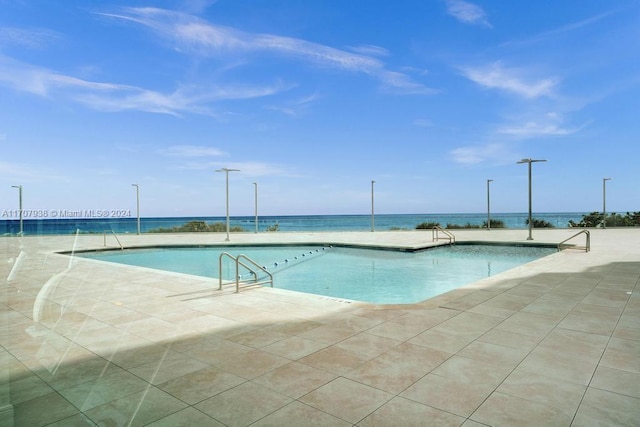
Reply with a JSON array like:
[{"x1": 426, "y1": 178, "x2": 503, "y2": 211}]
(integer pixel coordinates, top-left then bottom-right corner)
[
  {"x1": 173, "y1": 159, "x2": 297, "y2": 177},
  {"x1": 266, "y1": 93, "x2": 319, "y2": 117},
  {"x1": 413, "y1": 118, "x2": 433, "y2": 127},
  {"x1": 450, "y1": 143, "x2": 517, "y2": 165},
  {"x1": 158, "y1": 144, "x2": 227, "y2": 157},
  {"x1": 158, "y1": 146, "x2": 296, "y2": 177},
  {"x1": 379, "y1": 71, "x2": 437, "y2": 95},
  {"x1": 347, "y1": 44, "x2": 389, "y2": 57},
  {"x1": 0, "y1": 7, "x2": 434, "y2": 117},
  {"x1": 102, "y1": 7, "x2": 433, "y2": 94},
  {"x1": 502, "y1": 9, "x2": 620, "y2": 48},
  {"x1": 0, "y1": 161, "x2": 69, "y2": 182},
  {"x1": 460, "y1": 61, "x2": 558, "y2": 98},
  {"x1": 218, "y1": 161, "x2": 295, "y2": 177},
  {"x1": 497, "y1": 112, "x2": 586, "y2": 138},
  {"x1": 445, "y1": 0, "x2": 492, "y2": 28},
  {"x1": 179, "y1": 0, "x2": 220, "y2": 14},
  {"x1": 0, "y1": 27, "x2": 60, "y2": 49},
  {"x1": 0, "y1": 55, "x2": 288, "y2": 115}
]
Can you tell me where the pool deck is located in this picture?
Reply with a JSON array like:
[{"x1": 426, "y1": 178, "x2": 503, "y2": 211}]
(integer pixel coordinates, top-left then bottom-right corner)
[{"x1": 2, "y1": 228, "x2": 639, "y2": 426}]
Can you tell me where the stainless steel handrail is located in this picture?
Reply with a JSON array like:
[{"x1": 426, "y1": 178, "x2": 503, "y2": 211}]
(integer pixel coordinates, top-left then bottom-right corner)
[
  {"x1": 432, "y1": 226, "x2": 456, "y2": 244},
  {"x1": 219, "y1": 252, "x2": 237, "y2": 290},
  {"x1": 236, "y1": 254, "x2": 273, "y2": 293},
  {"x1": 103, "y1": 230, "x2": 123, "y2": 250},
  {"x1": 558, "y1": 230, "x2": 590, "y2": 252},
  {"x1": 219, "y1": 252, "x2": 273, "y2": 293}
]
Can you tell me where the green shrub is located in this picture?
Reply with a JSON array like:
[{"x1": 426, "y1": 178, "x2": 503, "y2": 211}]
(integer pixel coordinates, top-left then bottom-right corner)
[
  {"x1": 416, "y1": 222, "x2": 441, "y2": 230},
  {"x1": 148, "y1": 220, "x2": 246, "y2": 233},
  {"x1": 482, "y1": 219, "x2": 506, "y2": 228},
  {"x1": 526, "y1": 218, "x2": 555, "y2": 228},
  {"x1": 569, "y1": 211, "x2": 640, "y2": 227},
  {"x1": 445, "y1": 223, "x2": 480, "y2": 229}
]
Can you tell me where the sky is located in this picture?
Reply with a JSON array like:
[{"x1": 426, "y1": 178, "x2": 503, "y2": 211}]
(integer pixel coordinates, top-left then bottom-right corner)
[{"x1": 1, "y1": 0, "x2": 639, "y2": 218}]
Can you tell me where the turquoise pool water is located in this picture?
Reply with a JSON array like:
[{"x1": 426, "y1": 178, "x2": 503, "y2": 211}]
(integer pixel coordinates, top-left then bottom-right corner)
[{"x1": 79, "y1": 244, "x2": 556, "y2": 304}]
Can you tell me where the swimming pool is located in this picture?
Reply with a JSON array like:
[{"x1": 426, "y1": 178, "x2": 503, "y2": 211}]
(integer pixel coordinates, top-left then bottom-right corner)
[{"x1": 77, "y1": 244, "x2": 556, "y2": 304}]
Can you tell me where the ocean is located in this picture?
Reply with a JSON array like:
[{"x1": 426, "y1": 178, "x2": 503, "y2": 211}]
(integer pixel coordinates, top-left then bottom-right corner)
[{"x1": 1, "y1": 212, "x2": 588, "y2": 236}]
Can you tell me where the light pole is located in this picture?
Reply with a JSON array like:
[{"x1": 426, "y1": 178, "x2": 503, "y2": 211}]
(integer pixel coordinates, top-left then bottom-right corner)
[
  {"x1": 216, "y1": 168, "x2": 240, "y2": 241},
  {"x1": 11, "y1": 185, "x2": 23, "y2": 236},
  {"x1": 371, "y1": 180, "x2": 375, "y2": 232},
  {"x1": 253, "y1": 182, "x2": 258, "y2": 233},
  {"x1": 517, "y1": 158, "x2": 547, "y2": 240},
  {"x1": 486, "y1": 179, "x2": 493, "y2": 230},
  {"x1": 131, "y1": 184, "x2": 140, "y2": 235},
  {"x1": 603, "y1": 178, "x2": 612, "y2": 229}
]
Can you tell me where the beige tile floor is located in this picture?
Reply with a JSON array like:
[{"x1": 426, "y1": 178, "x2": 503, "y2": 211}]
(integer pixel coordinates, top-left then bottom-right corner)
[{"x1": 1, "y1": 228, "x2": 639, "y2": 426}]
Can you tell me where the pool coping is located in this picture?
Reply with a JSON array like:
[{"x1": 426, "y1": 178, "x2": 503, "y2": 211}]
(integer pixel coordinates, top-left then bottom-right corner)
[{"x1": 57, "y1": 239, "x2": 565, "y2": 308}]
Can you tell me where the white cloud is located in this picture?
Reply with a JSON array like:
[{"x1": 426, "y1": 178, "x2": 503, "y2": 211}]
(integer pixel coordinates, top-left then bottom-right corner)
[
  {"x1": 348, "y1": 44, "x2": 389, "y2": 57},
  {"x1": 445, "y1": 0, "x2": 492, "y2": 28},
  {"x1": 266, "y1": 93, "x2": 319, "y2": 117},
  {"x1": 495, "y1": 111, "x2": 587, "y2": 139},
  {"x1": 158, "y1": 145, "x2": 226, "y2": 157},
  {"x1": 157, "y1": 148, "x2": 297, "y2": 177},
  {"x1": 379, "y1": 71, "x2": 437, "y2": 95},
  {"x1": 497, "y1": 115, "x2": 585, "y2": 137},
  {"x1": 461, "y1": 61, "x2": 558, "y2": 98},
  {"x1": 219, "y1": 161, "x2": 294, "y2": 177},
  {"x1": 0, "y1": 27, "x2": 60, "y2": 49},
  {"x1": 0, "y1": 161, "x2": 69, "y2": 182},
  {"x1": 103, "y1": 7, "x2": 433, "y2": 94},
  {"x1": 450, "y1": 143, "x2": 516, "y2": 165},
  {"x1": 413, "y1": 118, "x2": 433, "y2": 127},
  {"x1": 0, "y1": 7, "x2": 434, "y2": 117},
  {"x1": 173, "y1": 160, "x2": 296, "y2": 177},
  {"x1": 0, "y1": 55, "x2": 289, "y2": 115},
  {"x1": 502, "y1": 9, "x2": 618, "y2": 48}
]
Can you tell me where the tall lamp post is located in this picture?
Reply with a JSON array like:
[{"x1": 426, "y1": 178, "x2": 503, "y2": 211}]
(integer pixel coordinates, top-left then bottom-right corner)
[
  {"x1": 603, "y1": 178, "x2": 612, "y2": 229},
  {"x1": 253, "y1": 182, "x2": 258, "y2": 233},
  {"x1": 216, "y1": 168, "x2": 240, "y2": 241},
  {"x1": 517, "y1": 158, "x2": 547, "y2": 240},
  {"x1": 131, "y1": 184, "x2": 140, "y2": 235},
  {"x1": 371, "y1": 180, "x2": 375, "y2": 232},
  {"x1": 486, "y1": 179, "x2": 493, "y2": 230},
  {"x1": 11, "y1": 185, "x2": 23, "y2": 236}
]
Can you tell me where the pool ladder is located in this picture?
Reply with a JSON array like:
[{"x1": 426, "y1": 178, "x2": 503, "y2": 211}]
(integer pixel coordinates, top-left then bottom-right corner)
[
  {"x1": 218, "y1": 252, "x2": 273, "y2": 293},
  {"x1": 558, "y1": 230, "x2": 590, "y2": 252},
  {"x1": 432, "y1": 226, "x2": 456, "y2": 244},
  {"x1": 103, "y1": 230, "x2": 123, "y2": 250}
]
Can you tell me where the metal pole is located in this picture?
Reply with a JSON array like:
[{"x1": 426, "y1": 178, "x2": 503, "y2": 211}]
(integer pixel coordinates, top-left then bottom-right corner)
[
  {"x1": 517, "y1": 159, "x2": 547, "y2": 241},
  {"x1": 603, "y1": 178, "x2": 612, "y2": 228},
  {"x1": 216, "y1": 168, "x2": 240, "y2": 241},
  {"x1": 225, "y1": 172, "x2": 230, "y2": 241},
  {"x1": 527, "y1": 162, "x2": 532, "y2": 240},
  {"x1": 11, "y1": 185, "x2": 23, "y2": 236},
  {"x1": 132, "y1": 184, "x2": 140, "y2": 235},
  {"x1": 254, "y1": 182, "x2": 258, "y2": 233},
  {"x1": 371, "y1": 180, "x2": 375, "y2": 232},
  {"x1": 487, "y1": 179, "x2": 493, "y2": 230}
]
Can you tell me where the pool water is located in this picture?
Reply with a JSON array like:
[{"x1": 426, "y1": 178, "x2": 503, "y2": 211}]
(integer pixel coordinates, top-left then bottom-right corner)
[{"x1": 79, "y1": 244, "x2": 556, "y2": 304}]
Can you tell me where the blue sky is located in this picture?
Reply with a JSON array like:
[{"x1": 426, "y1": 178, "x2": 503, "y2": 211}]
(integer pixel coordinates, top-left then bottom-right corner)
[{"x1": 1, "y1": 0, "x2": 638, "y2": 217}]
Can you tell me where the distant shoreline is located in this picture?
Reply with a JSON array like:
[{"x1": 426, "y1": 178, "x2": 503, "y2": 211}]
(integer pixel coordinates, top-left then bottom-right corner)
[{"x1": 2, "y1": 212, "x2": 594, "y2": 236}]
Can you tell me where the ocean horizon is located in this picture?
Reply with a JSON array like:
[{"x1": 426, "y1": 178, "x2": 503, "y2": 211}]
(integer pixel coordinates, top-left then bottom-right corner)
[{"x1": 1, "y1": 212, "x2": 591, "y2": 236}]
